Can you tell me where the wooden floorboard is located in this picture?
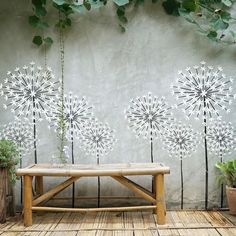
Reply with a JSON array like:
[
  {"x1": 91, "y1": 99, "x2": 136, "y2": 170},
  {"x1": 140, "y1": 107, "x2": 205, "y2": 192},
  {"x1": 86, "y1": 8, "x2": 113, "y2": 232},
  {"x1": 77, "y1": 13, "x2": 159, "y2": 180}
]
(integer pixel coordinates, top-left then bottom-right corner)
[{"x1": 0, "y1": 211, "x2": 235, "y2": 235}]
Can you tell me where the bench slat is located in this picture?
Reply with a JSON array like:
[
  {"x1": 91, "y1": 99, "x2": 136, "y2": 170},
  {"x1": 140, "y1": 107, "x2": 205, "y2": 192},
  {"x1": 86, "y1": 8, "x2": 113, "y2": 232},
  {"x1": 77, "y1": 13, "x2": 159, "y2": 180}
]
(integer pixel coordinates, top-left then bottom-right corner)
[{"x1": 16, "y1": 163, "x2": 170, "y2": 177}]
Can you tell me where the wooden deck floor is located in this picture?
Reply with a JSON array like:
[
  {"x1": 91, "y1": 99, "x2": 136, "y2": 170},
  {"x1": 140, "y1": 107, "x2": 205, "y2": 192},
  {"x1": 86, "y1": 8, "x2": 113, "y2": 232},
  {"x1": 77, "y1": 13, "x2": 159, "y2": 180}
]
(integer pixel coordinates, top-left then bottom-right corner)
[{"x1": 0, "y1": 211, "x2": 236, "y2": 235}]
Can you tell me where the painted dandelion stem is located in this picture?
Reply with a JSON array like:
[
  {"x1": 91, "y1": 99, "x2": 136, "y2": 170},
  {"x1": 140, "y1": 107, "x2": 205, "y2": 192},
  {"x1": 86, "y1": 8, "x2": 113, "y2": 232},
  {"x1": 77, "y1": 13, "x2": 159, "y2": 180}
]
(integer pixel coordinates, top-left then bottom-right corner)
[
  {"x1": 33, "y1": 114, "x2": 37, "y2": 164},
  {"x1": 79, "y1": 119, "x2": 116, "y2": 208},
  {"x1": 70, "y1": 124, "x2": 75, "y2": 207},
  {"x1": 220, "y1": 152, "x2": 223, "y2": 208},
  {"x1": 96, "y1": 142, "x2": 100, "y2": 207},
  {"x1": 172, "y1": 61, "x2": 235, "y2": 209},
  {"x1": 19, "y1": 153, "x2": 23, "y2": 202},
  {"x1": 203, "y1": 108, "x2": 209, "y2": 210},
  {"x1": 150, "y1": 122, "x2": 154, "y2": 163},
  {"x1": 206, "y1": 120, "x2": 236, "y2": 208},
  {"x1": 181, "y1": 162, "x2": 185, "y2": 209},
  {"x1": 161, "y1": 122, "x2": 199, "y2": 209},
  {"x1": 150, "y1": 122, "x2": 154, "y2": 192}
]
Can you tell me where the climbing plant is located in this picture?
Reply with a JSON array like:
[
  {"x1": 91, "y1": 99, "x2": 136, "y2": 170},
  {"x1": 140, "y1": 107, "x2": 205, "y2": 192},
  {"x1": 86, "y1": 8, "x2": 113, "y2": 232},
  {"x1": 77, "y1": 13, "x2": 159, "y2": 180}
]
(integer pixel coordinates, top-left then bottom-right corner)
[{"x1": 29, "y1": 0, "x2": 236, "y2": 46}]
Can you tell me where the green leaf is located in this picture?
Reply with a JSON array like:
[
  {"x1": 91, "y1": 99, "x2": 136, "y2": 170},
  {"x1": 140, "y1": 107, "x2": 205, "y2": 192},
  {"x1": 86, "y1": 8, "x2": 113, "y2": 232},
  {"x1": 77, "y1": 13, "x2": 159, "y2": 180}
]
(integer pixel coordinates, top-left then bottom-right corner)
[
  {"x1": 119, "y1": 15, "x2": 128, "y2": 23},
  {"x1": 70, "y1": 4, "x2": 87, "y2": 13},
  {"x1": 116, "y1": 6, "x2": 125, "y2": 17},
  {"x1": 116, "y1": 6, "x2": 127, "y2": 24},
  {"x1": 215, "y1": 160, "x2": 236, "y2": 187},
  {"x1": 33, "y1": 35, "x2": 43, "y2": 46},
  {"x1": 83, "y1": 0, "x2": 91, "y2": 10},
  {"x1": 28, "y1": 15, "x2": 40, "y2": 27},
  {"x1": 90, "y1": 0, "x2": 105, "y2": 8},
  {"x1": 162, "y1": 0, "x2": 181, "y2": 16},
  {"x1": 220, "y1": 12, "x2": 231, "y2": 22},
  {"x1": 178, "y1": 8, "x2": 188, "y2": 16},
  {"x1": 54, "y1": 3, "x2": 74, "y2": 15},
  {"x1": 182, "y1": 0, "x2": 196, "y2": 12},
  {"x1": 152, "y1": 0, "x2": 158, "y2": 3},
  {"x1": 65, "y1": 18, "x2": 72, "y2": 26},
  {"x1": 119, "y1": 24, "x2": 126, "y2": 32},
  {"x1": 53, "y1": 0, "x2": 65, "y2": 5},
  {"x1": 211, "y1": 16, "x2": 229, "y2": 30},
  {"x1": 135, "y1": 0, "x2": 144, "y2": 5},
  {"x1": 35, "y1": 6, "x2": 47, "y2": 16},
  {"x1": 179, "y1": 8, "x2": 196, "y2": 24},
  {"x1": 222, "y1": 0, "x2": 232, "y2": 7},
  {"x1": 32, "y1": 0, "x2": 43, "y2": 7},
  {"x1": 207, "y1": 31, "x2": 217, "y2": 39},
  {"x1": 113, "y1": 0, "x2": 129, "y2": 6},
  {"x1": 43, "y1": 37, "x2": 53, "y2": 45}
]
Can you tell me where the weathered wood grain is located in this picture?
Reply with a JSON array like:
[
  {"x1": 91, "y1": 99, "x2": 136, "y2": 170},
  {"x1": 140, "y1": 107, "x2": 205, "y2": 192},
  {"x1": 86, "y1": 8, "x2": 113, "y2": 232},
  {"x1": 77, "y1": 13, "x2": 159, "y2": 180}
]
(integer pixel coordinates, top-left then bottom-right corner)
[
  {"x1": 0, "y1": 168, "x2": 7, "y2": 223},
  {"x1": 16, "y1": 163, "x2": 170, "y2": 177}
]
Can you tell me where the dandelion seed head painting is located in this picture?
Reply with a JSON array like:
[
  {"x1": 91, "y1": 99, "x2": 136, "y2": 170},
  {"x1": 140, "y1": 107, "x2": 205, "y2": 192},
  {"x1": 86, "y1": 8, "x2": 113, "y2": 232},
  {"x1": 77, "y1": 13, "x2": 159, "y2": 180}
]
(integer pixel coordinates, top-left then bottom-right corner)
[
  {"x1": 47, "y1": 92, "x2": 93, "y2": 141},
  {"x1": 0, "y1": 119, "x2": 34, "y2": 157},
  {"x1": 0, "y1": 62, "x2": 59, "y2": 120},
  {"x1": 79, "y1": 119, "x2": 116, "y2": 159},
  {"x1": 125, "y1": 92, "x2": 173, "y2": 139},
  {"x1": 206, "y1": 120, "x2": 236, "y2": 157},
  {"x1": 171, "y1": 61, "x2": 235, "y2": 122},
  {"x1": 161, "y1": 122, "x2": 199, "y2": 159}
]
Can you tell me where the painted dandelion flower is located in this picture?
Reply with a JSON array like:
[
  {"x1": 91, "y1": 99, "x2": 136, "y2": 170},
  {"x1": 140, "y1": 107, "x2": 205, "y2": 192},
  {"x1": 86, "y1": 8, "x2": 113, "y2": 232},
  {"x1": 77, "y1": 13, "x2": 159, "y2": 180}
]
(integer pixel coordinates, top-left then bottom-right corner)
[
  {"x1": 206, "y1": 120, "x2": 236, "y2": 157},
  {"x1": 0, "y1": 119, "x2": 34, "y2": 158},
  {"x1": 161, "y1": 122, "x2": 199, "y2": 159},
  {"x1": 171, "y1": 61, "x2": 236, "y2": 209},
  {"x1": 125, "y1": 92, "x2": 173, "y2": 139},
  {"x1": 0, "y1": 62, "x2": 59, "y2": 119},
  {"x1": 161, "y1": 122, "x2": 199, "y2": 209},
  {"x1": 206, "y1": 120, "x2": 236, "y2": 208},
  {"x1": 46, "y1": 92, "x2": 93, "y2": 206},
  {"x1": 47, "y1": 92, "x2": 94, "y2": 140},
  {"x1": 0, "y1": 62, "x2": 59, "y2": 164},
  {"x1": 171, "y1": 61, "x2": 236, "y2": 121},
  {"x1": 0, "y1": 119, "x2": 34, "y2": 204},
  {"x1": 79, "y1": 119, "x2": 116, "y2": 161},
  {"x1": 79, "y1": 119, "x2": 116, "y2": 208}
]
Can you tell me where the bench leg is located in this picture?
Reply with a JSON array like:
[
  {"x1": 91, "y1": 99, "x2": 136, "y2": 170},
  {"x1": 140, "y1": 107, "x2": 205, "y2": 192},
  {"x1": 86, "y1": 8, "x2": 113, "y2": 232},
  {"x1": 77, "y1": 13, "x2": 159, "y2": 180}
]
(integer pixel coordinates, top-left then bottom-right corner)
[
  {"x1": 35, "y1": 176, "x2": 43, "y2": 195},
  {"x1": 152, "y1": 175, "x2": 157, "y2": 214},
  {"x1": 155, "y1": 174, "x2": 166, "y2": 225},
  {"x1": 24, "y1": 175, "x2": 32, "y2": 226}
]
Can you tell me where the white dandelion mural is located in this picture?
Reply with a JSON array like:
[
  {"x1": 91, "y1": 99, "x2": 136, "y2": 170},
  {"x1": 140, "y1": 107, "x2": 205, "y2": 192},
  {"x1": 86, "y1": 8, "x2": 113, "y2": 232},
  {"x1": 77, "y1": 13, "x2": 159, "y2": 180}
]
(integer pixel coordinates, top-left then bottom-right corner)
[
  {"x1": 0, "y1": 62, "x2": 59, "y2": 164},
  {"x1": 171, "y1": 61, "x2": 236, "y2": 209},
  {"x1": 0, "y1": 119, "x2": 34, "y2": 203},
  {"x1": 47, "y1": 92, "x2": 93, "y2": 162},
  {"x1": 47, "y1": 92, "x2": 93, "y2": 207},
  {"x1": 161, "y1": 122, "x2": 199, "y2": 209},
  {"x1": 125, "y1": 92, "x2": 173, "y2": 192},
  {"x1": 79, "y1": 119, "x2": 116, "y2": 207},
  {"x1": 206, "y1": 120, "x2": 236, "y2": 207},
  {"x1": 125, "y1": 92, "x2": 174, "y2": 163}
]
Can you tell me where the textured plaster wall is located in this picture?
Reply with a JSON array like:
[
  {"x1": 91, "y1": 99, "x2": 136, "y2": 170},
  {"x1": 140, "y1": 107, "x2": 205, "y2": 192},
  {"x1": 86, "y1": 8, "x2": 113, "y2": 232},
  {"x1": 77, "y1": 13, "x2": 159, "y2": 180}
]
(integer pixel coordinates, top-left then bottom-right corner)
[{"x1": 1, "y1": 0, "x2": 236, "y2": 209}]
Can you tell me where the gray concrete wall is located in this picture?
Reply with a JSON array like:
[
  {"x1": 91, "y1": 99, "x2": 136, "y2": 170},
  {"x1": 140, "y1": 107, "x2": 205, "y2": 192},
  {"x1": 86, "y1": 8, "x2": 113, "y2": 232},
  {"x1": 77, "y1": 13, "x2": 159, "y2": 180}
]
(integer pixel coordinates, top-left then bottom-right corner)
[{"x1": 1, "y1": 0, "x2": 236, "y2": 209}]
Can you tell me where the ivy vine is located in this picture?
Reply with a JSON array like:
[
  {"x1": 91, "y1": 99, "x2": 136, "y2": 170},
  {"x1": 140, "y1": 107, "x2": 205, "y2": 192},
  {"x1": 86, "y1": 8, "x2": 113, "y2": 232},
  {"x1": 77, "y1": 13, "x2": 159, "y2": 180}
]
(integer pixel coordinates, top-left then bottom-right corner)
[
  {"x1": 29, "y1": 0, "x2": 236, "y2": 46},
  {"x1": 58, "y1": 8, "x2": 67, "y2": 163}
]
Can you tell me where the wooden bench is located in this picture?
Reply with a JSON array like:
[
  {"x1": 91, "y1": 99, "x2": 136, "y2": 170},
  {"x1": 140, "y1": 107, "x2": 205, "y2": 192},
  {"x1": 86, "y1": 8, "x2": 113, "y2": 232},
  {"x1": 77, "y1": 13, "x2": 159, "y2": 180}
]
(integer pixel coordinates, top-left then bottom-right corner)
[{"x1": 16, "y1": 163, "x2": 170, "y2": 226}]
